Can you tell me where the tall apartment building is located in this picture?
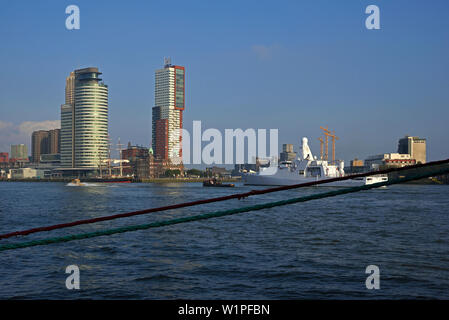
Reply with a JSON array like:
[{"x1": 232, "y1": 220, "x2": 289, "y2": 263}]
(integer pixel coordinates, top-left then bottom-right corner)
[
  {"x1": 32, "y1": 130, "x2": 49, "y2": 163},
  {"x1": 398, "y1": 136, "x2": 426, "y2": 164},
  {"x1": 60, "y1": 67, "x2": 109, "y2": 169},
  {"x1": 48, "y1": 129, "x2": 61, "y2": 154},
  {"x1": 31, "y1": 129, "x2": 61, "y2": 163},
  {"x1": 152, "y1": 59, "x2": 185, "y2": 162},
  {"x1": 10, "y1": 144, "x2": 28, "y2": 160},
  {"x1": 280, "y1": 144, "x2": 297, "y2": 162}
]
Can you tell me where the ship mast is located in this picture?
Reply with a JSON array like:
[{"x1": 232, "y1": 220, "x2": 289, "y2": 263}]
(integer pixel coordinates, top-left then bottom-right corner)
[
  {"x1": 97, "y1": 149, "x2": 103, "y2": 178},
  {"x1": 116, "y1": 138, "x2": 124, "y2": 177},
  {"x1": 108, "y1": 135, "x2": 112, "y2": 177}
]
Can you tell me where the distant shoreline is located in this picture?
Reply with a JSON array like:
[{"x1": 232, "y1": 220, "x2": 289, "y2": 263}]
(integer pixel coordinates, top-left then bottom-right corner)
[
  {"x1": 140, "y1": 177, "x2": 241, "y2": 183},
  {"x1": 0, "y1": 177, "x2": 242, "y2": 183},
  {"x1": 1, "y1": 171, "x2": 448, "y2": 185}
]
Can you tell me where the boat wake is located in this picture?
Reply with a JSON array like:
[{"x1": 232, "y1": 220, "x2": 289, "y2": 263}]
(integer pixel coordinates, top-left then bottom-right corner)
[{"x1": 66, "y1": 182, "x2": 99, "y2": 187}]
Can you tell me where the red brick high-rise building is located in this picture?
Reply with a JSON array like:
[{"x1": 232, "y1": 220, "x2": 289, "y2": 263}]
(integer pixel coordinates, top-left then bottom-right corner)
[{"x1": 152, "y1": 58, "x2": 185, "y2": 163}]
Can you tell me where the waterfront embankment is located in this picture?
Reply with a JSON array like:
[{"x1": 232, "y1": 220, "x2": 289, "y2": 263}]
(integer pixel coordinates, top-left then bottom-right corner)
[{"x1": 0, "y1": 177, "x2": 241, "y2": 183}]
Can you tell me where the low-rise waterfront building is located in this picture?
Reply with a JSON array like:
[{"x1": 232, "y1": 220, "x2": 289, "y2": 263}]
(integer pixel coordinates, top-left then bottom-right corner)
[
  {"x1": 40, "y1": 153, "x2": 61, "y2": 165},
  {"x1": 398, "y1": 135, "x2": 426, "y2": 164},
  {"x1": 9, "y1": 168, "x2": 47, "y2": 179},
  {"x1": 206, "y1": 166, "x2": 231, "y2": 177},
  {"x1": 121, "y1": 143, "x2": 151, "y2": 178},
  {"x1": 0, "y1": 152, "x2": 8, "y2": 163},
  {"x1": 350, "y1": 158, "x2": 364, "y2": 167},
  {"x1": 345, "y1": 158, "x2": 370, "y2": 174},
  {"x1": 365, "y1": 153, "x2": 416, "y2": 169}
]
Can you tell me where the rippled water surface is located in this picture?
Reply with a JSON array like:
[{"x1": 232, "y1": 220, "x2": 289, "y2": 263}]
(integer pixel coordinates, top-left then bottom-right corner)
[{"x1": 0, "y1": 182, "x2": 448, "y2": 299}]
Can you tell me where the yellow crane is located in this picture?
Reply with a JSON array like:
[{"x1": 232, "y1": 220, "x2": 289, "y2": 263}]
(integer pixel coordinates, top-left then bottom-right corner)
[
  {"x1": 326, "y1": 130, "x2": 339, "y2": 164},
  {"x1": 318, "y1": 137, "x2": 324, "y2": 160},
  {"x1": 319, "y1": 126, "x2": 329, "y2": 161},
  {"x1": 320, "y1": 126, "x2": 339, "y2": 164}
]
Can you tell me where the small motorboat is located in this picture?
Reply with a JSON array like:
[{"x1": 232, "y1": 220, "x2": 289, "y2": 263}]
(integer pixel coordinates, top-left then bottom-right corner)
[
  {"x1": 68, "y1": 178, "x2": 86, "y2": 186},
  {"x1": 203, "y1": 178, "x2": 235, "y2": 187}
]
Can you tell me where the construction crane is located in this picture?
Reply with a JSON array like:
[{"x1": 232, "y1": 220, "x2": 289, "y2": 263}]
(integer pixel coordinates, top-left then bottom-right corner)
[
  {"x1": 320, "y1": 126, "x2": 339, "y2": 164},
  {"x1": 319, "y1": 126, "x2": 330, "y2": 161},
  {"x1": 326, "y1": 130, "x2": 339, "y2": 164},
  {"x1": 318, "y1": 137, "x2": 324, "y2": 160}
]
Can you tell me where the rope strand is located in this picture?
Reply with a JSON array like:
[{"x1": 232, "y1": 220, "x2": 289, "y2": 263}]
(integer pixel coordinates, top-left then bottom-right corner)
[
  {"x1": 1, "y1": 167, "x2": 448, "y2": 252},
  {"x1": 1, "y1": 158, "x2": 448, "y2": 240}
]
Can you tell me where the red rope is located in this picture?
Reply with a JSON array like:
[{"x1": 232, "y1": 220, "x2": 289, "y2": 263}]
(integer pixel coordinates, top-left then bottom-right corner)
[{"x1": 1, "y1": 159, "x2": 447, "y2": 240}]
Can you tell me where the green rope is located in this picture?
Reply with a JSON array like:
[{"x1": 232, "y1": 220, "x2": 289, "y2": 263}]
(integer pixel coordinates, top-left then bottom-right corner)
[{"x1": 1, "y1": 167, "x2": 448, "y2": 252}]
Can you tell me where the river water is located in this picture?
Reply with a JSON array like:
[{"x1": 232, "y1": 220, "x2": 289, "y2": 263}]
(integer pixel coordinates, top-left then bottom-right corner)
[{"x1": 0, "y1": 182, "x2": 448, "y2": 299}]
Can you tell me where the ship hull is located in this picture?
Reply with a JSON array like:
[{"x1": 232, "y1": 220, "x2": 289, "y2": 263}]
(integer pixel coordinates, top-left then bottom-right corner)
[
  {"x1": 243, "y1": 173, "x2": 388, "y2": 187},
  {"x1": 243, "y1": 174, "x2": 366, "y2": 187}
]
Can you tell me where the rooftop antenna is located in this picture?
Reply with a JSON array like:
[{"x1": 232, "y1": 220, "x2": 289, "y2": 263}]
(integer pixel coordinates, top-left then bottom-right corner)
[{"x1": 164, "y1": 57, "x2": 171, "y2": 67}]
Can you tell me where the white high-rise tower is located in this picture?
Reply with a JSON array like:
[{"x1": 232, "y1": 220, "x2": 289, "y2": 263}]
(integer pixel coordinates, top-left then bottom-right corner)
[{"x1": 60, "y1": 67, "x2": 109, "y2": 169}]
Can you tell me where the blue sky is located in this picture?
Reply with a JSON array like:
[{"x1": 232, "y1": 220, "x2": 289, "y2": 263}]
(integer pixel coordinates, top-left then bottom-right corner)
[{"x1": 0, "y1": 0, "x2": 448, "y2": 163}]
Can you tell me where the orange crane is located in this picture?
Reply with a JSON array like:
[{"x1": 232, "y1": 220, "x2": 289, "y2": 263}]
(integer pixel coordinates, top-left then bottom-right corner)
[
  {"x1": 327, "y1": 130, "x2": 339, "y2": 164},
  {"x1": 320, "y1": 126, "x2": 339, "y2": 164},
  {"x1": 320, "y1": 126, "x2": 330, "y2": 161},
  {"x1": 318, "y1": 137, "x2": 324, "y2": 160}
]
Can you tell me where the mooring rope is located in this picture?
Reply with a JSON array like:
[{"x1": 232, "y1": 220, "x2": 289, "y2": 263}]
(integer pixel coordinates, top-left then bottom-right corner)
[
  {"x1": 1, "y1": 159, "x2": 448, "y2": 240},
  {"x1": 1, "y1": 166, "x2": 448, "y2": 252}
]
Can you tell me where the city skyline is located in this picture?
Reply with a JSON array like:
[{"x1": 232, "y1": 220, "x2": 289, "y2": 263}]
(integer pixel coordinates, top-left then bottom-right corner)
[
  {"x1": 1, "y1": 1, "x2": 448, "y2": 163},
  {"x1": 0, "y1": 61, "x2": 437, "y2": 167}
]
